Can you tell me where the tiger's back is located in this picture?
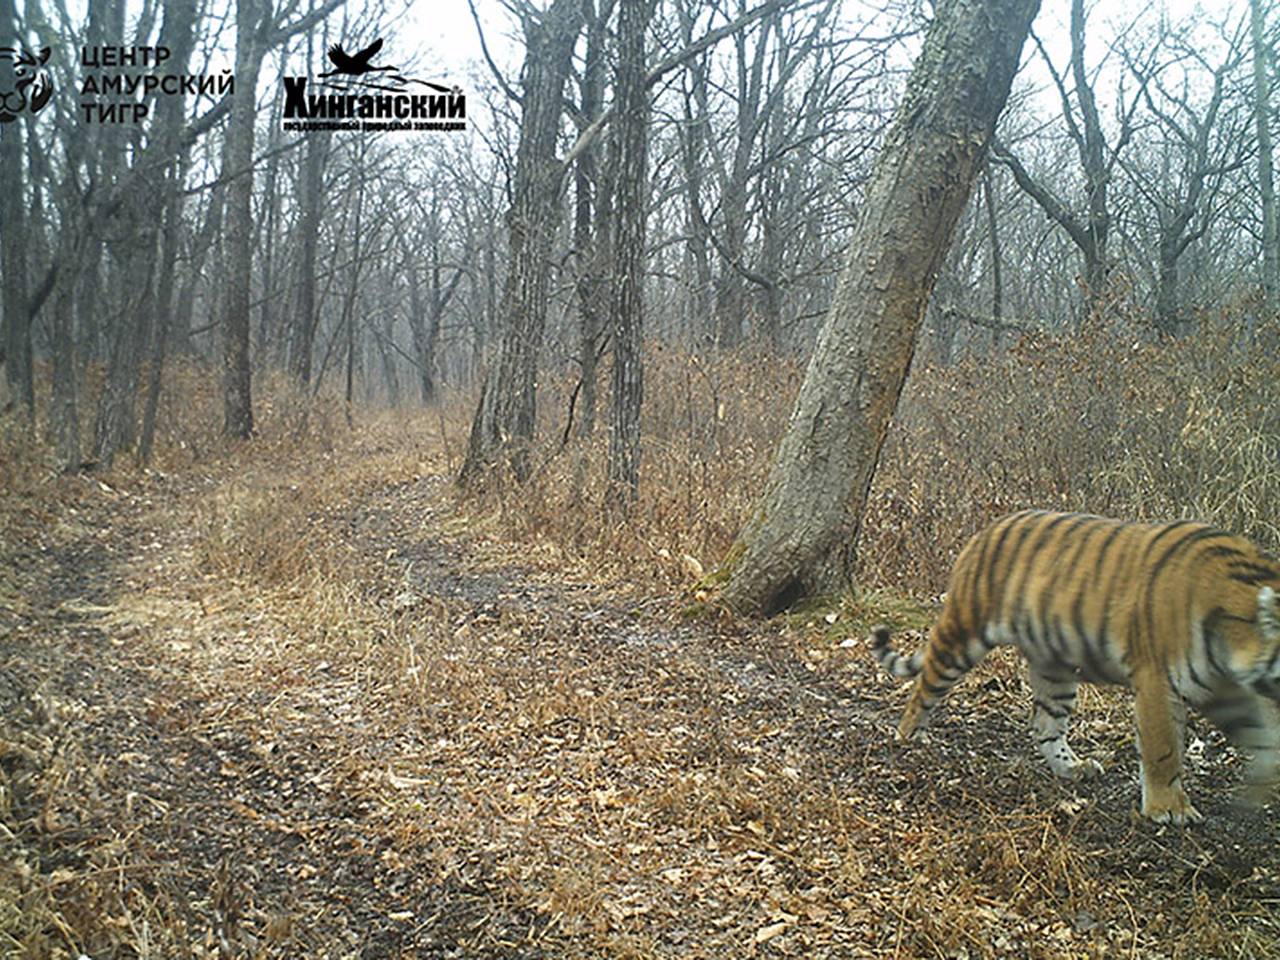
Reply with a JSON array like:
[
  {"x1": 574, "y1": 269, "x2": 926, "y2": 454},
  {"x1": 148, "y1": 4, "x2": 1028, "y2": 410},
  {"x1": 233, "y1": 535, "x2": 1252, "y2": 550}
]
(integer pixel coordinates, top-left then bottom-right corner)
[{"x1": 870, "y1": 509, "x2": 1280, "y2": 823}]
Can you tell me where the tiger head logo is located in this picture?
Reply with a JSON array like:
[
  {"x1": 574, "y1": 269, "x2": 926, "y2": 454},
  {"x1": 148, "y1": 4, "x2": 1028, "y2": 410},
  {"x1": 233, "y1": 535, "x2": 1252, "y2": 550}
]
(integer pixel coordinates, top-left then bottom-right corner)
[{"x1": 0, "y1": 44, "x2": 52, "y2": 123}]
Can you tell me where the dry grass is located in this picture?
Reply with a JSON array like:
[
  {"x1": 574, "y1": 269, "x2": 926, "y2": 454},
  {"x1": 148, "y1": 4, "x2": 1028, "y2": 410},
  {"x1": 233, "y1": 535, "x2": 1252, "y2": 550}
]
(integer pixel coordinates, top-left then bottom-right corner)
[
  {"x1": 3, "y1": 316, "x2": 1280, "y2": 957},
  {"x1": 470, "y1": 319, "x2": 1280, "y2": 601}
]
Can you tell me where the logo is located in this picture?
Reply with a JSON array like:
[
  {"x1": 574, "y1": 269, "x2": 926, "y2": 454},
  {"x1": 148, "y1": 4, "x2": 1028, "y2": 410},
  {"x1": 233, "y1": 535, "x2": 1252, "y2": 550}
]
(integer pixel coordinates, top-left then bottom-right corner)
[
  {"x1": 282, "y1": 36, "x2": 465, "y2": 133},
  {"x1": 78, "y1": 46, "x2": 233, "y2": 125},
  {"x1": 0, "y1": 44, "x2": 52, "y2": 123},
  {"x1": 320, "y1": 38, "x2": 399, "y2": 79}
]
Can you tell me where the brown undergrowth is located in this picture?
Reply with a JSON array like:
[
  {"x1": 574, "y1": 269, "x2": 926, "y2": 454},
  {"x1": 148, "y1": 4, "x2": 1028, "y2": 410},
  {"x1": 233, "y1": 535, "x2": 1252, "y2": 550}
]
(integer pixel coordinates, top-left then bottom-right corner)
[
  {"x1": 2, "y1": 319, "x2": 1280, "y2": 957},
  {"x1": 473, "y1": 319, "x2": 1280, "y2": 598},
  {"x1": 8, "y1": 432, "x2": 1279, "y2": 956}
]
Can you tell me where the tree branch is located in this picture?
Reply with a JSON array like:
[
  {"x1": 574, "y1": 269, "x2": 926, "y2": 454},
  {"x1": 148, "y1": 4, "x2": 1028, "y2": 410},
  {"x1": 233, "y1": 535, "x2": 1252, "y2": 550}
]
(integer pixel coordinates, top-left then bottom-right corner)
[
  {"x1": 468, "y1": 0, "x2": 523, "y2": 106},
  {"x1": 990, "y1": 138, "x2": 1091, "y2": 254},
  {"x1": 560, "y1": 0, "x2": 815, "y2": 172}
]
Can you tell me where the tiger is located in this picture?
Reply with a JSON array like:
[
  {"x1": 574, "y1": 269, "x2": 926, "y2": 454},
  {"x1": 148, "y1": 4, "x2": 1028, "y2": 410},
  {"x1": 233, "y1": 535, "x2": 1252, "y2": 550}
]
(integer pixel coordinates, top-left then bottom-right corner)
[{"x1": 869, "y1": 509, "x2": 1280, "y2": 823}]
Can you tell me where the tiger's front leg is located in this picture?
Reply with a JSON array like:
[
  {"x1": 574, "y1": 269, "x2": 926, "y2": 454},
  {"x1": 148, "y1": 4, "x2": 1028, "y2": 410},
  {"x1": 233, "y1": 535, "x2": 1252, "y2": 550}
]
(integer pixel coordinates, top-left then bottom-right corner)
[
  {"x1": 1201, "y1": 685, "x2": 1280, "y2": 809},
  {"x1": 1133, "y1": 672, "x2": 1201, "y2": 824}
]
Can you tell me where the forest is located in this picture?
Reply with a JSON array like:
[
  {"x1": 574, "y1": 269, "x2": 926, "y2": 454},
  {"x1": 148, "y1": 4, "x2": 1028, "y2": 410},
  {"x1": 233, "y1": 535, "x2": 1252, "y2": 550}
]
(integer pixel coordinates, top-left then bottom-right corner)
[{"x1": 2, "y1": 0, "x2": 1280, "y2": 955}]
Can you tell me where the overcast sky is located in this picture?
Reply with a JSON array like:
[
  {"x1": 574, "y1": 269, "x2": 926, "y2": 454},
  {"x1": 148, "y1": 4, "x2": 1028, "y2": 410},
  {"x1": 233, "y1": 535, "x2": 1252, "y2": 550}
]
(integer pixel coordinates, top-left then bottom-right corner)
[{"x1": 392, "y1": 0, "x2": 1241, "y2": 107}]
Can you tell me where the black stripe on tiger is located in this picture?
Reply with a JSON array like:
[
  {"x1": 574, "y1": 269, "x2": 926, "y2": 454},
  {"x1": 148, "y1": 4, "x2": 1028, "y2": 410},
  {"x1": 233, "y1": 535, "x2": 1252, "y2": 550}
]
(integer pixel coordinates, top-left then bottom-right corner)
[{"x1": 1230, "y1": 562, "x2": 1280, "y2": 585}]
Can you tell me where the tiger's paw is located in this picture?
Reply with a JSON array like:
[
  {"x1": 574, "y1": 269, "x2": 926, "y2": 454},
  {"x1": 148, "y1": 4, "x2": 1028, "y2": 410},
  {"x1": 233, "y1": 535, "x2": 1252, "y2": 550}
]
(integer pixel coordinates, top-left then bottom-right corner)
[
  {"x1": 1063, "y1": 758, "x2": 1104, "y2": 782},
  {"x1": 1142, "y1": 793, "x2": 1203, "y2": 825},
  {"x1": 895, "y1": 717, "x2": 920, "y2": 742},
  {"x1": 1236, "y1": 780, "x2": 1277, "y2": 810}
]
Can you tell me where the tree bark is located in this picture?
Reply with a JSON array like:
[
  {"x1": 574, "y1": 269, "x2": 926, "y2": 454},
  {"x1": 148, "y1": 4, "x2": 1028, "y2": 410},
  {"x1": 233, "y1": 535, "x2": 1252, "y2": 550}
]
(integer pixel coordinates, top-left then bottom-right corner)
[
  {"x1": 572, "y1": 0, "x2": 610, "y2": 440},
  {"x1": 459, "y1": 0, "x2": 584, "y2": 486},
  {"x1": 1252, "y1": 0, "x2": 1278, "y2": 308},
  {"x1": 220, "y1": 0, "x2": 269, "y2": 440},
  {"x1": 605, "y1": 0, "x2": 652, "y2": 513},
  {"x1": 0, "y1": 0, "x2": 32, "y2": 423},
  {"x1": 718, "y1": 0, "x2": 1041, "y2": 615}
]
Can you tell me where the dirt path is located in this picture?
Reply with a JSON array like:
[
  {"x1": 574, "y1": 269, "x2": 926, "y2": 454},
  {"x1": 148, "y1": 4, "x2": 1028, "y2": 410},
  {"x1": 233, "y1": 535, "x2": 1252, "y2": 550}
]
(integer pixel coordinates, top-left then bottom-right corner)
[{"x1": 5, "y1": 469, "x2": 1280, "y2": 958}]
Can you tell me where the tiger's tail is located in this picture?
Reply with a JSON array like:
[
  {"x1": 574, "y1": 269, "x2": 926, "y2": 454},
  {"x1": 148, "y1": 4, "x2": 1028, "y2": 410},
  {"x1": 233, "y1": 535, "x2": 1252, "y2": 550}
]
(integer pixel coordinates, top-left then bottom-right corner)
[{"x1": 869, "y1": 624, "x2": 923, "y2": 678}]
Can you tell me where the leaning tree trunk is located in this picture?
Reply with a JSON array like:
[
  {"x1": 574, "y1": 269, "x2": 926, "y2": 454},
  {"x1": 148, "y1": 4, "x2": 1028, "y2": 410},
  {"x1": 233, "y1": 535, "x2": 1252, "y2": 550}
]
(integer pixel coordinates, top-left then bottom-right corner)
[
  {"x1": 718, "y1": 0, "x2": 1041, "y2": 615},
  {"x1": 459, "y1": 0, "x2": 583, "y2": 487}
]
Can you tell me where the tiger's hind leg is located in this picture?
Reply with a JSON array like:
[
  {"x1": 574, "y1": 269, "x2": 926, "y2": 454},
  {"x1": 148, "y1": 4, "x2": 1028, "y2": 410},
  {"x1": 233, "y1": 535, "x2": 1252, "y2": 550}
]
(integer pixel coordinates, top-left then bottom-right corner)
[
  {"x1": 1133, "y1": 672, "x2": 1201, "y2": 823},
  {"x1": 1201, "y1": 685, "x2": 1280, "y2": 809},
  {"x1": 897, "y1": 619, "x2": 994, "y2": 740},
  {"x1": 1028, "y1": 666, "x2": 1104, "y2": 781}
]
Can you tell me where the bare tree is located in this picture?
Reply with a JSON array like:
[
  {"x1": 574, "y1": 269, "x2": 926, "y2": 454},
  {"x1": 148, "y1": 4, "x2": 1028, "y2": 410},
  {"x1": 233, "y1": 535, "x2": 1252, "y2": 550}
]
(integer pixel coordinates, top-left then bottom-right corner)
[
  {"x1": 460, "y1": 0, "x2": 806, "y2": 487},
  {"x1": 570, "y1": 0, "x2": 613, "y2": 441},
  {"x1": 460, "y1": 0, "x2": 584, "y2": 485},
  {"x1": 221, "y1": 0, "x2": 343, "y2": 440},
  {"x1": 604, "y1": 0, "x2": 654, "y2": 512},
  {"x1": 1251, "y1": 0, "x2": 1278, "y2": 307},
  {"x1": 138, "y1": 0, "x2": 202, "y2": 465},
  {"x1": 719, "y1": 0, "x2": 1041, "y2": 614},
  {"x1": 1121, "y1": 17, "x2": 1250, "y2": 335},
  {"x1": 0, "y1": 0, "x2": 34, "y2": 422},
  {"x1": 993, "y1": 0, "x2": 1149, "y2": 324}
]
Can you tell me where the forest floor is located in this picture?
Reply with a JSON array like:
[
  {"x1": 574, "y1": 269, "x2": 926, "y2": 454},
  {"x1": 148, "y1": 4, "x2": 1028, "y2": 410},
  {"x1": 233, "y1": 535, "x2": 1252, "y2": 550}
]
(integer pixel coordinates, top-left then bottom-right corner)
[{"x1": 4, "y1": 429, "x2": 1280, "y2": 959}]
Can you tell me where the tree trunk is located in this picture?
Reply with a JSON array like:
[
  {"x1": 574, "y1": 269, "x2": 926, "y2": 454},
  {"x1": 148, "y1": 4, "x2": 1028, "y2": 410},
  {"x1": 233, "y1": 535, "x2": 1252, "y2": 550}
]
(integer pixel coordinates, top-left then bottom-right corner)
[
  {"x1": 257, "y1": 96, "x2": 286, "y2": 364},
  {"x1": 718, "y1": 0, "x2": 1041, "y2": 615},
  {"x1": 1252, "y1": 0, "x2": 1278, "y2": 308},
  {"x1": 605, "y1": 0, "x2": 652, "y2": 513},
  {"x1": 0, "y1": 0, "x2": 32, "y2": 422},
  {"x1": 405, "y1": 266, "x2": 435, "y2": 405},
  {"x1": 288, "y1": 24, "x2": 329, "y2": 387},
  {"x1": 48, "y1": 225, "x2": 82, "y2": 469},
  {"x1": 341, "y1": 149, "x2": 366, "y2": 425},
  {"x1": 289, "y1": 129, "x2": 328, "y2": 385},
  {"x1": 91, "y1": 0, "x2": 198, "y2": 466},
  {"x1": 459, "y1": 0, "x2": 583, "y2": 486},
  {"x1": 377, "y1": 315, "x2": 400, "y2": 406},
  {"x1": 173, "y1": 185, "x2": 224, "y2": 356},
  {"x1": 92, "y1": 212, "x2": 156, "y2": 464},
  {"x1": 1067, "y1": 0, "x2": 1109, "y2": 318},
  {"x1": 137, "y1": 0, "x2": 198, "y2": 466},
  {"x1": 573, "y1": 162, "x2": 604, "y2": 438},
  {"x1": 982, "y1": 161, "x2": 1003, "y2": 349},
  {"x1": 221, "y1": 0, "x2": 341, "y2": 416},
  {"x1": 573, "y1": 0, "x2": 609, "y2": 440},
  {"x1": 1155, "y1": 235, "x2": 1183, "y2": 336},
  {"x1": 676, "y1": 33, "x2": 714, "y2": 341},
  {"x1": 220, "y1": 0, "x2": 266, "y2": 440}
]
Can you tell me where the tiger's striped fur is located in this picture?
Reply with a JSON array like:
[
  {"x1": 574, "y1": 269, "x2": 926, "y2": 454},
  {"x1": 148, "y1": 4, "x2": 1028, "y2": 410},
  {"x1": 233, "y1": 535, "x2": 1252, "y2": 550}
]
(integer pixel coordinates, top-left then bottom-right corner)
[{"x1": 870, "y1": 510, "x2": 1280, "y2": 823}]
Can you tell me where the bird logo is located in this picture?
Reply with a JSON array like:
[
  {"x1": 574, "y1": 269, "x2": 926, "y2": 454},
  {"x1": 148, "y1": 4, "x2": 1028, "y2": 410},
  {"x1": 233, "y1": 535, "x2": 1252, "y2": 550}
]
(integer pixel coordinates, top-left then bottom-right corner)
[
  {"x1": 315, "y1": 37, "x2": 453, "y2": 94},
  {"x1": 320, "y1": 38, "x2": 395, "y2": 78}
]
